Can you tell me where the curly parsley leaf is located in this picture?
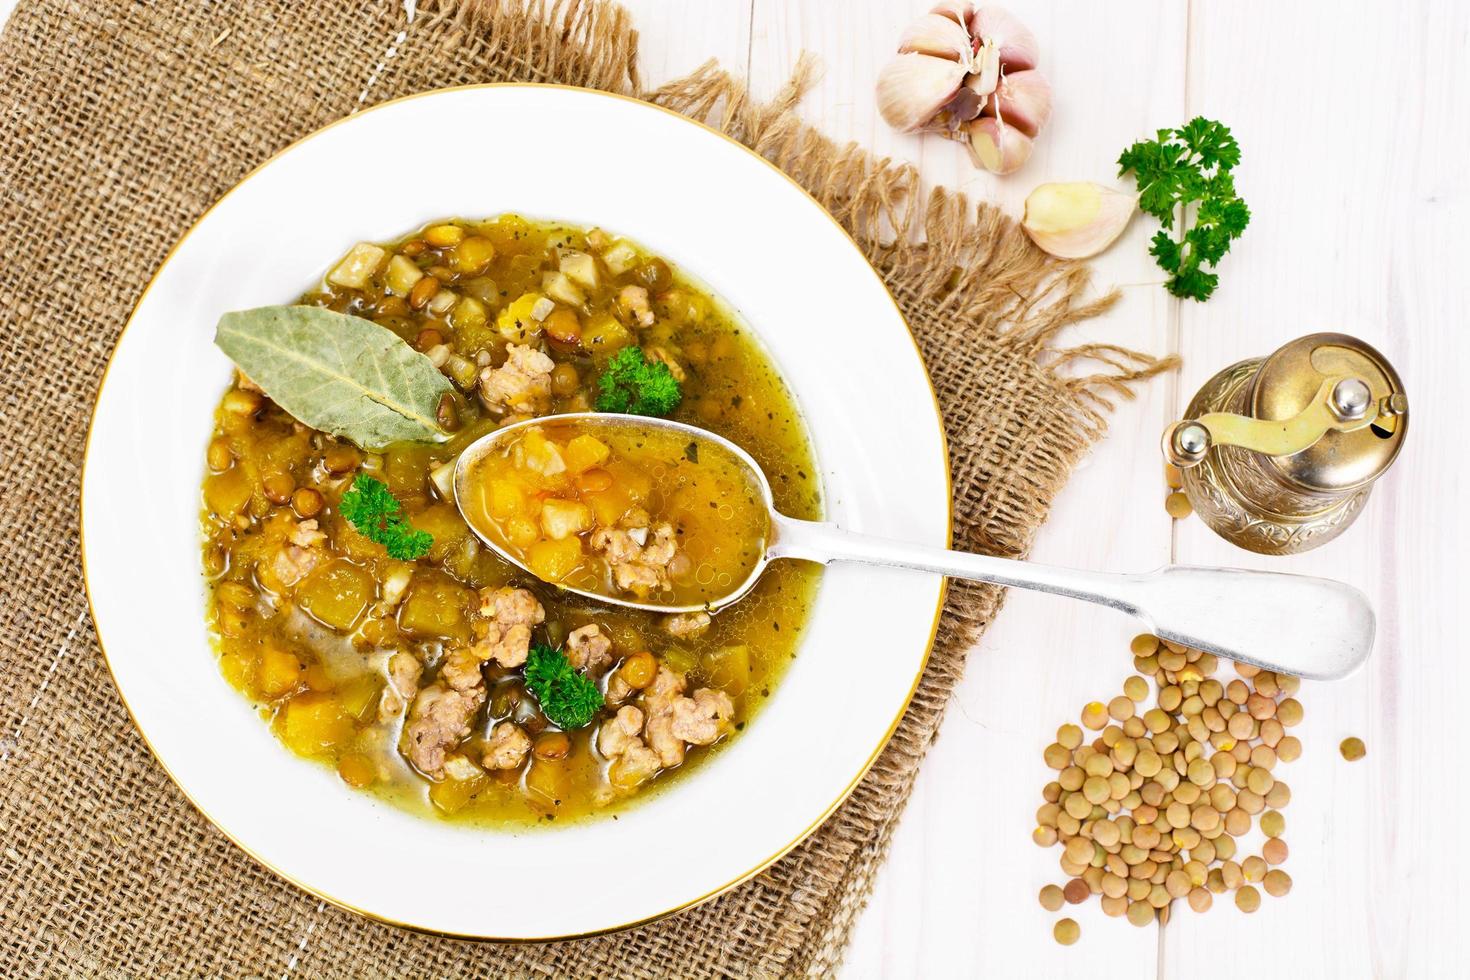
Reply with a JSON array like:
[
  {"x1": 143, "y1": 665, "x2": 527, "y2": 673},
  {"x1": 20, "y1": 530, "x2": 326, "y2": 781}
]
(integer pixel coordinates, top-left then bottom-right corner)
[
  {"x1": 337, "y1": 474, "x2": 433, "y2": 561},
  {"x1": 1118, "y1": 117, "x2": 1249, "y2": 302},
  {"x1": 524, "y1": 643, "x2": 603, "y2": 730},
  {"x1": 595, "y1": 346, "x2": 683, "y2": 416}
]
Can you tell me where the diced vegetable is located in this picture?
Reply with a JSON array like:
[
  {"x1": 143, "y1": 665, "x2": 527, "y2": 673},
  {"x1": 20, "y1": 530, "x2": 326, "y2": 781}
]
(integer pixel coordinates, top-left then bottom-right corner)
[
  {"x1": 559, "y1": 250, "x2": 599, "y2": 289},
  {"x1": 602, "y1": 240, "x2": 639, "y2": 275},
  {"x1": 427, "y1": 288, "x2": 459, "y2": 316},
  {"x1": 539, "y1": 499, "x2": 591, "y2": 540},
  {"x1": 327, "y1": 242, "x2": 388, "y2": 289},
  {"x1": 277, "y1": 692, "x2": 352, "y2": 756},
  {"x1": 297, "y1": 559, "x2": 376, "y2": 631},
  {"x1": 541, "y1": 271, "x2": 585, "y2": 307},
  {"x1": 521, "y1": 429, "x2": 567, "y2": 477},
  {"x1": 385, "y1": 254, "x2": 425, "y2": 296},
  {"x1": 430, "y1": 770, "x2": 489, "y2": 814},
  {"x1": 526, "y1": 537, "x2": 583, "y2": 582},
  {"x1": 563, "y1": 434, "x2": 611, "y2": 474},
  {"x1": 396, "y1": 570, "x2": 473, "y2": 640},
  {"x1": 429, "y1": 460, "x2": 455, "y2": 499},
  {"x1": 203, "y1": 467, "x2": 253, "y2": 518},
  {"x1": 450, "y1": 295, "x2": 487, "y2": 333},
  {"x1": 496, "y1": 293, "x2": 545, "y2": 343},
  {"x1": 337, "y1": 674, "x2": 383, "y2": 721},
  {"x1": 257, "y1": 645, "x2": 306, "y2": 698},
  {"x1": 583, "y1": 312, "x2": 632, "y2": 351}
]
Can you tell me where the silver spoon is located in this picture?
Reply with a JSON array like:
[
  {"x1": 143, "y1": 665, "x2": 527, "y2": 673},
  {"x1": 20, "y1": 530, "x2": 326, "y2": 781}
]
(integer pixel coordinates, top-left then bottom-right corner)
[{"x1": 454, "y1": 413, "x2": 1374, "y2": 681}]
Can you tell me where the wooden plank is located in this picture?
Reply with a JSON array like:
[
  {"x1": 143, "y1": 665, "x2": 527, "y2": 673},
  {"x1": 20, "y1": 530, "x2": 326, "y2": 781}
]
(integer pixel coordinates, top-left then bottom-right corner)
[
  {"x1": 740, "y1": 1, "x2": 1185, "y2": 974},
  {"x1": 615, "y1": 0, "x2": 752, "y2": 89},
  {"x1": 1162, "y1": 2, "x2": 1468, "y2": 977}
]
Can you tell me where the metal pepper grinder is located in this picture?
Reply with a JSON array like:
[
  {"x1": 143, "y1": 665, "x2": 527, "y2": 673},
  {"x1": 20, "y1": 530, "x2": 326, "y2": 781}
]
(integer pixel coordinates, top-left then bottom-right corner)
[{"x1": 1162, "y1": 333, "x2": 1408, "y2": 555}]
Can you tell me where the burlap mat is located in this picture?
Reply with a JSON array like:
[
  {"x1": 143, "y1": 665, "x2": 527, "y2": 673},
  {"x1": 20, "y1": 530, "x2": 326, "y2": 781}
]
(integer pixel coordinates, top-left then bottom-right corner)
[{"x1": 0, "y1": 0, "x2": 1175, "y2": 975}]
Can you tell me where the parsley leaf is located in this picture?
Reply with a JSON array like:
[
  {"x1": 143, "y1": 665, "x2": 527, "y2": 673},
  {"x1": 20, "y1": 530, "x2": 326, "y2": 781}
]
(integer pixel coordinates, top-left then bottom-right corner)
[
  {"x1": 337, "y1": 473, "x2": 433, "y2": 560},
  {"x1": 523, "y1": 643, "x2": 603, "y2": 730},
  {"x1": 1118, "y1": 117, "x2": 1249, "y2": 301},
  {"x1": 595, "y1": 346, "x2": 683, "y2": 416}
]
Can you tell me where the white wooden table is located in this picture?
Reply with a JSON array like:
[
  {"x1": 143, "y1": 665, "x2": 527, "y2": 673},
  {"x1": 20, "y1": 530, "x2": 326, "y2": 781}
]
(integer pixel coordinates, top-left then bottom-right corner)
[
  {"x1": 619, "y1": 2, "x2": 1466, "y2": 977},
  {"x1": 6, "y1": 1, "x2": 1461, "y2": 975}
]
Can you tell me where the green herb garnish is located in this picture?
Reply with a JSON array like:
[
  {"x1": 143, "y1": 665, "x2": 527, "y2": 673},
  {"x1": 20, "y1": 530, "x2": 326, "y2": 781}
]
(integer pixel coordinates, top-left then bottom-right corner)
[
  {"x1": 1117, "y1": 117, "x2": 1250, "y2": 302},
  {"x1": 524, "y1": 643, "x2": 603, "y2": 730},
  {"x1": 337, "y1": 474, "x2": 433, "y2": 560},
  {"x1": 595, "y1": 346, "x2": 683, "y2": 416}
]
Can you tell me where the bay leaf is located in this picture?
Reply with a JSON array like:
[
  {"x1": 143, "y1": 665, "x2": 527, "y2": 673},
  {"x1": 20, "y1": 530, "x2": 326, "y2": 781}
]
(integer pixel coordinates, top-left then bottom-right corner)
[{"x1": 215, "y1": 305, "x2": 454, "y2": 449}]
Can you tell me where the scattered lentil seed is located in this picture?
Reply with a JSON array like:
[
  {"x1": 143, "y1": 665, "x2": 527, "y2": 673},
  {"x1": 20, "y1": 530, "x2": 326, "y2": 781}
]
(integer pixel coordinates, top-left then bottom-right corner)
[
  {"x1": 1053, "y1": 918, "x2": 1081, "y2": 946},
  {"x1": 1263, "y1": 869, "x2": 1293, "y2": 897},
  {"x1": 1277, "y1": 698, "x2": 1304, "y2": 727},
  {"x1": 1241, "y1": 855, "x2": 1267, "y2": 882},
  {"x1": 1165, "y1": 492, "x2": 1192, "y2": 519},
  {"x1": 1039, "y1": 884, "x2": 1065, "y2": 911},
  {"x1": 1260, "y1": 810, "x2": 1285, "y2": 838},
  {"x1": 1082, "y1": 702, "x2": 1110, "y2": 730},
  {"x1": 1340, "y1": 736, "x2": 1366, "y2": 761},
  {"x1": 1131, "y1": 634, "x2": 1160, "y2": 657},
  {"x1": 1262, "y1": 838, "x2": 1289, "y2": 865},
  {"x1": 1063, "y1": 878, "x2": 1090, "y2": 904},
  {"x1": 1235, "y1": 885, "x2": 1261, "y2": 913}
]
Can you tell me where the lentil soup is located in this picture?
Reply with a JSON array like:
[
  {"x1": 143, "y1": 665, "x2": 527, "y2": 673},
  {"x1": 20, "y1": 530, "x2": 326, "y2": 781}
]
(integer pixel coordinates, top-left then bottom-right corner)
[{"x1": 200, "y1": 215, "x2": 822, "y2": 827}]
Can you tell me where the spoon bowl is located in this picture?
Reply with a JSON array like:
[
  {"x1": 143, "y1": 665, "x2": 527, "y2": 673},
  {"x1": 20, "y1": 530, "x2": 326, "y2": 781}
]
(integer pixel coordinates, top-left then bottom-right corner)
[
  {"x1": 453, "y1": 413, "x2": 778, "y2": 614},
  {"x1": 454, "y1": 413, "x2": 1375, "y2": 679}
]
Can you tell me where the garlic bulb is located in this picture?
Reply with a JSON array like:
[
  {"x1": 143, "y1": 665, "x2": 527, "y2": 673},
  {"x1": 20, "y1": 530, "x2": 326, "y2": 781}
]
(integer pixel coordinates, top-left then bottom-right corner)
[
  {"x1": 1022, "y1": 182, "x2": 1138, "y2": 259},
  {"x1": 876, "y1": 4, "x2": 1050, "y2": 174}
]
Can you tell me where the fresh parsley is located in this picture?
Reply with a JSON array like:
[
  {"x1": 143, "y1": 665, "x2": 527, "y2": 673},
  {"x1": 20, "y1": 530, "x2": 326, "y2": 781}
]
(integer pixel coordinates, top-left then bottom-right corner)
[
  {"x1": 595, "y1": 346, "x2": 683, "y2": 416},
  {"x1": 1117, "y1": 117, "x2": 1250, "y2": 302},
  {"x1": 337, "y1": 474, "x2": 433, "y2": 561},
  {"x1": 523, "y1": 643, "x2": 603, "y2": 730}
]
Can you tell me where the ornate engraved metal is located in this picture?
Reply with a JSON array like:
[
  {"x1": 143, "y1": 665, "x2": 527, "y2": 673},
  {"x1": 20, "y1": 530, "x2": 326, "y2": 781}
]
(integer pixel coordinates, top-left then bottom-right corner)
[{"x1": 1179, "y1": 358, "x2": 1374, "y2": 555}]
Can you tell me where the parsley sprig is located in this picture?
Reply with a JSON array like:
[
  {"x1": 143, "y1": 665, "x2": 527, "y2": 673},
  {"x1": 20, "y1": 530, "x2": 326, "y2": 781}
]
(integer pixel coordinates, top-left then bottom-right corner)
[
  {"x1": 595, "y1": 346, "x2": 682, "y2": 416},
  {"x1": 1117, "y1": 117, "x2": 1250, "y2": 302},
  {"x1": 337, "y1": 474, "x2": 433, "y2": 561},
  {"x1": 524, "y1": 643, "x2": 603, "y2": 730}
]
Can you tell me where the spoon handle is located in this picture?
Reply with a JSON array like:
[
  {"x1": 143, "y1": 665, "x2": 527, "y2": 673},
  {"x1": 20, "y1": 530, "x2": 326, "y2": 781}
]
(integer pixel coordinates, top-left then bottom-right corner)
[{"x1": 768, "y1": 515, "x2": 1373, "y2": 680}]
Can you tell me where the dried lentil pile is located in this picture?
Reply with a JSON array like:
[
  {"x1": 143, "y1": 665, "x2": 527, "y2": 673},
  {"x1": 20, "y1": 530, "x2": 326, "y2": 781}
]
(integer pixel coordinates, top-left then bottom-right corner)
[{"x1": 1034, "y1": 633, "x2": 1301, "y2": 939}]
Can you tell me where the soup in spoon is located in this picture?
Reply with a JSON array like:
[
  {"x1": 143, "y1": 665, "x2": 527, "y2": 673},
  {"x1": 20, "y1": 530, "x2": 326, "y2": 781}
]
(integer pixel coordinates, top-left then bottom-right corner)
[{"x1": 458, "y1": 417, "x2": 770, "y2": 607}]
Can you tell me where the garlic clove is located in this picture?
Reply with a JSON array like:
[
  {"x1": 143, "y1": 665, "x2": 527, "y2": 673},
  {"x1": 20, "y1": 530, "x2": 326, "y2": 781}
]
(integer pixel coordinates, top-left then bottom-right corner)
[
  {"x1": 1021, "y1": 182, "x2": 1138, "y2": 259},
  {"x1": 971, "y1": 6, "x2": 1041, "y2": 71},
  {"x1": 965, "y1": 37, "x2": 1003, "y2": 98},
  {"x1": 876, "y1": 53, "x2": 970, "y2": 132},
  {"x1": 985, "y1": 69, "x2": 1052, "y2": 137},
  {"x1": 899, "y1": 12, "x2": 973, "y2": 60},
  {"x1": 928, "y1": 0, "x2": 976, "y2": 27},
  {"x1": 966, "y1": 117, "x2": 1033, "y2": 174}
]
